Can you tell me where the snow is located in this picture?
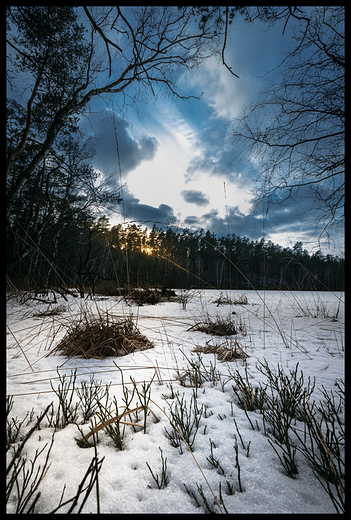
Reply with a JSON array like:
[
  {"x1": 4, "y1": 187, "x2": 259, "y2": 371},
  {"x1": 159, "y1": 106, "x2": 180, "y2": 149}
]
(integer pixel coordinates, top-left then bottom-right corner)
[{"x1": 6, "y1": 289, "x2": 344, "y2": 514}]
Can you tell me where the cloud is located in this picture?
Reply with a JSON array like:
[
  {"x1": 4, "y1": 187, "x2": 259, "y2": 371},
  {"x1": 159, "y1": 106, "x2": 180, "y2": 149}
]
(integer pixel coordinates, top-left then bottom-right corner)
[
  {"x1": 182, "y1": 114, "x2": 254, "y2": 190},
  {"x1": 183, "y1": 18, "x2": 289, "y2": 123},
  {"x1": 89, "y1": 112, "x2": 158, "y2": 179},
  {"x1": 180, "y1": 20, "x2": 292, "y2": 188},
  {"x1": 182, "y1": 215, "x2": 199, "y2": 226},
  {"x1": 181, "y1": 189, "x2": 210, "y2": 206},
  {"x1": 185, "y1": 56, "x2": 248, "y2": 122},
  {"x1": 197, "y1": 207, "x2": 264, "y2": 238},
  {"x1": 182, "y1": 201, "x2": 326, "y2": 245},
  {"x1": 185, "y1": 148, "x2": 249, "y2": 187},
  {"x1": 120, "y1": 192, "x2": 177, "y2": 227}
]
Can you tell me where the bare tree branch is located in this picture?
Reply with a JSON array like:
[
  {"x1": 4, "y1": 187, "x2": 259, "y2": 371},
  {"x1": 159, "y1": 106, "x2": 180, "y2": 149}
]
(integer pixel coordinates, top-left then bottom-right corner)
[
  {"x1": 231, "y1": 6, "x2": 344, "y2": 234},
  {"x1": 83, "y1": 6, "x2": 122, "y2": 76},
  {"x1": 222, "y1": 7, "x2": 239, "y2": 78}
]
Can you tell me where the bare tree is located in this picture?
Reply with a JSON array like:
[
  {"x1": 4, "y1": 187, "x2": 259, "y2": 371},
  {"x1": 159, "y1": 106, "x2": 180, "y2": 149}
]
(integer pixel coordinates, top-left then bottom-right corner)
[
  {"x1": 230, "y1": 6, "x2": 345, "y2": 238},
  {"x1": 6, "y1": 6, "x2": 227, "y2": 208}
]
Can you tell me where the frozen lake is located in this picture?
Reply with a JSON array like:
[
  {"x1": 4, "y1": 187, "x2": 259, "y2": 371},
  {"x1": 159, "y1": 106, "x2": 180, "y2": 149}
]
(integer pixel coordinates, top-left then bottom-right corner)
[{"x1": 6, "y1": 289, "x2": 345, "y2": 513}]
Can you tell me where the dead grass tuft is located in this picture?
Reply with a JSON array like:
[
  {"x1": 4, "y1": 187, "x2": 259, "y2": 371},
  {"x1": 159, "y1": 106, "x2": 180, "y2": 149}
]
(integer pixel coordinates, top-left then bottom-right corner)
[
  {"x1": 187, "y1": 314, "x2": 246, "y2": 337},
  {"x1": 94, "y1": 283, "x2": 176, "y2": 305},
  {"x1": 212, "y1": 292, "x2": 248, "y2": 306},
  {"x1": 127, "y1": 288, "x2": 162, "y2": 305},
  {"x1": 51, "y1": 315, "x2": 154, "y2": 359},
  {"x1": 31, "y1": 305, "x2": 67, "y2": 318},
  {"x1": 193, "y1": 339, "x2": 249, "y2": 362}
]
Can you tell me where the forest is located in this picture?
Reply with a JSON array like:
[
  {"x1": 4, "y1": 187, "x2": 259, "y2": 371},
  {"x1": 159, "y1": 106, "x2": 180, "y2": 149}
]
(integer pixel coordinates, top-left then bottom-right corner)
[{"x1": 6, "y1": 212, "x2": 345, "y2": 296}]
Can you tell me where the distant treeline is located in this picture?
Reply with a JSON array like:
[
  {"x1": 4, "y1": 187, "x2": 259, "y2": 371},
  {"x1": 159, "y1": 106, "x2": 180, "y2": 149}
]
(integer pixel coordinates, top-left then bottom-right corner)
[{"x1": 6, "y1": 217, "x2": 345, "y2": 294}]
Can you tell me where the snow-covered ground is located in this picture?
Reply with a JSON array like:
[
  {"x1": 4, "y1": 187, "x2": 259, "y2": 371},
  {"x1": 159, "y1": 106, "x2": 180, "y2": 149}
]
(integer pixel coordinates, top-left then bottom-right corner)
[{"x1": 6, "y1": 289, "x2": 344, "y2": 514}]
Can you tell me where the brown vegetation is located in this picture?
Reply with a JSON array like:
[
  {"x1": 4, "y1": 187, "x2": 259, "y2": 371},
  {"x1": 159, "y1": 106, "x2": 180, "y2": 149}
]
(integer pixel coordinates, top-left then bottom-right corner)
[
  {"x1": 187, "y1": 314, "x2": 247, "y2": 337},
  {"x1": 193, "y1": 339, "x2": 249, "y2": 362},
  {"x1": 51, "y1": 315, "x2": 153, "y2": 359}
]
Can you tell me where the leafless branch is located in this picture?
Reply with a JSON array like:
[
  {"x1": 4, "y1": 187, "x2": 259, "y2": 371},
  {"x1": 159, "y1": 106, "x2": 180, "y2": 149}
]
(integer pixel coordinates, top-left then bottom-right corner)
[
  {"x1": 83, "y1": 6, "x2": 122, "y2": 77},
  {"x1": 221, "y1": 7, "x2": 239, "y2": 78}
]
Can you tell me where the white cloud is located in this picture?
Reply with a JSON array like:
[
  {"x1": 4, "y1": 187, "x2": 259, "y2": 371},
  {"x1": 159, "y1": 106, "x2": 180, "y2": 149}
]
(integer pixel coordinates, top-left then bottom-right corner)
[
  {"x1": 181, "y1": 16, "x2": 291, "y2": 124},
  {"x1": 185, "y1": 56, "x2": 249, "y2": 122},
  {"x1": 183, "y1": 172, "x2": 251, "y2": 217},
  {"x1": 125, "y1": 100, "x2": 202, "y2": 212},
  {"x1": 119, "y1": 96, "x2": 255, "y2": 232}
]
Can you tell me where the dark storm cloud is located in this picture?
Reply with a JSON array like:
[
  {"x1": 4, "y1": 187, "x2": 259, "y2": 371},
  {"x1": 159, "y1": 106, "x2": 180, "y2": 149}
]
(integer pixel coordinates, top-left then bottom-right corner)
[
  {"x1": 183, "y1": 202, "x2": 320, "y2": 242},
  {"x1": 181, "y1": 189, "x2": 210, "y2": 206},
  {"x1": 90, "y1": 112, "x2": 158, "y2": 177},
  {"x1": 183, "y1": 215, "x2": 199, "y2": 226},
  {"x1": 121, "y1": 192, "x2": 176, "y2": 227},
  {"x1": 199, "y1": 207, "x2": 264, "y2": 238}
]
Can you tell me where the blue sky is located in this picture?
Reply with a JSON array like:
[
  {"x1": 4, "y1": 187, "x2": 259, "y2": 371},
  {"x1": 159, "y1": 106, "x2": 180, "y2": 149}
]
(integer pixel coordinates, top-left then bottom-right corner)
[{"x1": 78, "y1": 9, "x2": 344, "y2": 256}]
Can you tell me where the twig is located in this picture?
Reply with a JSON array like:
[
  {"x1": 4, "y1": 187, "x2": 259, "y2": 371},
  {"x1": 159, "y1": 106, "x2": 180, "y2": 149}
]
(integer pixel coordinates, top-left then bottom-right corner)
[
  {"x1": 7, "y1": 324, "x2": 34, "y2": 372},
  {"x1": 78, "y1": 405, "x2": 159, "y2": 444},
  {"x1": 222, "y1": 7, "x2": 239, "y2": 78}
]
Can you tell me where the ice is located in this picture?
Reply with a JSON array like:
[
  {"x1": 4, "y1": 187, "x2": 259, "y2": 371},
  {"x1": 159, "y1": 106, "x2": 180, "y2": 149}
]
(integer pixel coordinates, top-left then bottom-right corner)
[{"x1": 6, "y1": 290, "x2": 344, "y2": 513}]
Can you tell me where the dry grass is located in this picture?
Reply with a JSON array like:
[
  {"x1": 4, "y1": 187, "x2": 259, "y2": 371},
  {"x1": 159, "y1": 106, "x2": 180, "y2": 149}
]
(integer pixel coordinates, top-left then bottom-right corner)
[
  {"x1": 77, "y1": 404, "x2": 159, "y2": 448},
  {"x1": 193, "y1": 339, "x2": 249, "y2": 362},
  {"x1": 93, "y1": 283, "x2": 176, "y2": 305},
  {"x1": 127, "y1": 288, "x2": 162, "y2": 306},
  {"x1": 187, "y1": 314, "x2": 246, "y2": 337},
  {"x1": 31, "y1": 305, "x2": 67, "y2": 318},
  {"x1": 51, "y1": 315, "x2": 154, "y2": 360},
  {"x1": 212, "y1": 292, "x2": 248, "y2": 306}
]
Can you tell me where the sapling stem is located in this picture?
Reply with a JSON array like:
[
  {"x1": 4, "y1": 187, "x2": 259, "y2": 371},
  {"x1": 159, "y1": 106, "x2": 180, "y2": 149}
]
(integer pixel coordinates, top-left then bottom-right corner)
[
  {"x1": 206, "y1": 438, "x2": 225, "y2": 475},
  {"x1": 233, "y1": 417, "x2": 246, "y2": 450},
  {"x1": 146, "y1": 447, "x2": 169, "y2": 489},
  {"x1": 234, "y1": 441, "x2": 243, "y2": 492}
]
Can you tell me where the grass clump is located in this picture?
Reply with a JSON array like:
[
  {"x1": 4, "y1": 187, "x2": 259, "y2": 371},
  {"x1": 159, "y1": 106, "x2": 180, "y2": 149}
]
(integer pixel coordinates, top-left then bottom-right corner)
[
  {"x1": 50, "y1": 369, "x2": 79, "y2": 429},
  {"x1": 31, "y1": 305, "x2": 67, "y2": 318},
  {"x1": 165, "y1": 390, "x2": 204, "y2": 452},
  {"x1": 146, "y1": 447, "x2": 170, "y2": 489},
  {"x1": 94, "y1": 283, "x2": 176, "y2": 304},
  {"x1": 175, "y1": 351, "x2": 221, "y2": 393},
  {"x1": 230, "y1": 359, "x2": 345, "y2": 511},
  {"x1": 213, "y1": 292, "x2": 248, "y2": 306},
  {"x1": 293, "y1": 380, "x2": 345, "y2": 513},
  {"x1": 51, "y1": 314, "x2": 153, "y2": 359},
  {"x1": 187, "y1": 314, "x2": 246, "y2": 337},
  {"x1": 127, "y1": 288, "x2": 162, "y2": 306},
  {"x1": 229, "y1": 364, "x2": 263, "y2": 413},
  {"x1": 193, "y1": 339, "x2": 249, "y2": 362},
  {"x1": 290, "y1": 293, "x2": 342, "y2": 320}
]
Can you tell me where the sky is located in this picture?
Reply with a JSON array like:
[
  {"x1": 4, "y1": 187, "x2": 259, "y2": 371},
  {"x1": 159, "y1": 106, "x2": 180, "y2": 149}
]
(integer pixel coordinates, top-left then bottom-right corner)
[
  {"x1": 86, "y1": 16, "x2": 287, "y2": 237},
  {"x1": 11, "y1": 6, "x2": 343, "y2": 257}
]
